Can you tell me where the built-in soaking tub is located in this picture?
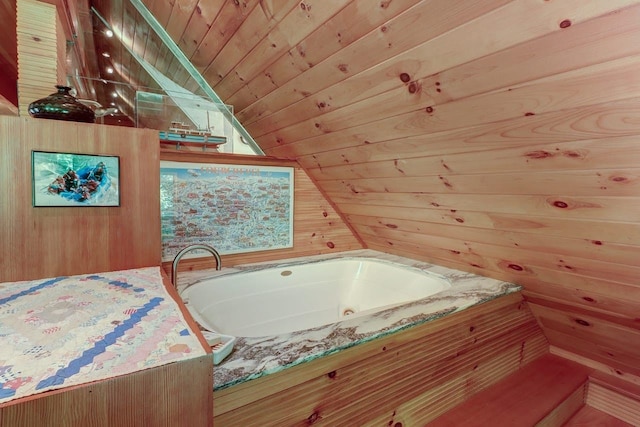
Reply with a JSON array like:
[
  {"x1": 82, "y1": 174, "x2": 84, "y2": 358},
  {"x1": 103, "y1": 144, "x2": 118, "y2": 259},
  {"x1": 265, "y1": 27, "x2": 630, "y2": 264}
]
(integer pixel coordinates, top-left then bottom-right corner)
[
  {"x1": 177, "y1": 249, "x2": 521, "y2": 391},
  {"x1": 182, "y1": 258, "x2": 451, "y2": 337}
]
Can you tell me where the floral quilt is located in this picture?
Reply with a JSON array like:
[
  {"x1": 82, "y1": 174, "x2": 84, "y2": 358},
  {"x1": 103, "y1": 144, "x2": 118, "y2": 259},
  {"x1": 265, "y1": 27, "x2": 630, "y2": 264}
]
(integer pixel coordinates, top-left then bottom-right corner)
[{"x1": 0, "y1": 267, "x2": 207, "y2": 404}]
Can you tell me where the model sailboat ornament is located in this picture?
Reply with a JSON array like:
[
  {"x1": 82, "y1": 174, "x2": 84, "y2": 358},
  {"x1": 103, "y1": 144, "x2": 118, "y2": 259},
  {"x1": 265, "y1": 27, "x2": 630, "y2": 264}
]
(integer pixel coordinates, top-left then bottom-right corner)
[{"x1": 159, "y1": 112, "x2": 227, "y2": 151}]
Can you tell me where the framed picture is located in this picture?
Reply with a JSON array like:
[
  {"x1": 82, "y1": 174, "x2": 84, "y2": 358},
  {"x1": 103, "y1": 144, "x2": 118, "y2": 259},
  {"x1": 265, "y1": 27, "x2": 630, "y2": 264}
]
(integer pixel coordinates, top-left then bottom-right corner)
[
  {"x1": 32, "y1": 151, "x2": 120, "y2": 207},
  {"x1": 160, "y1": 160, "x2": 294, "y2": 260}
]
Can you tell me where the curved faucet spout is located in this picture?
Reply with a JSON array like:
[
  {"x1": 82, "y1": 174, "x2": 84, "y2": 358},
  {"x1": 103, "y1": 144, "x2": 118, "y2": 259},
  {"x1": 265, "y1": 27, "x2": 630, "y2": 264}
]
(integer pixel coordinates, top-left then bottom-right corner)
[{"x1": 172, "y1": 244, "x2": 222, "y2": 289}]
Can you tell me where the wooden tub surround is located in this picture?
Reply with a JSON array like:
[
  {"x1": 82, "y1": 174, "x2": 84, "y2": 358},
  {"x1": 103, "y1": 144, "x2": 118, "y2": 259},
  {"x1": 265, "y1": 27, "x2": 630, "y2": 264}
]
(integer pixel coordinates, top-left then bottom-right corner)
[
  {"x1": 211, "y1": 291, "x2": 546, "y2": 425},
  {"x1": 177, "y1": 250, "x2": 544, "y2": 425},
  {"x1": 177, "y1": 250, "x2": 523, "y2": 391}
]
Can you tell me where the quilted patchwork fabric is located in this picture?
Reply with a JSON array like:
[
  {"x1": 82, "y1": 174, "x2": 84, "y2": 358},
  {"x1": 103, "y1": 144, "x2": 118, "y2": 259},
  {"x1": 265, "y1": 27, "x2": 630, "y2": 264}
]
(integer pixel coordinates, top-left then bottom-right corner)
[{"x1": 0, "y1": 267, "x2": 207, "y2": 404}]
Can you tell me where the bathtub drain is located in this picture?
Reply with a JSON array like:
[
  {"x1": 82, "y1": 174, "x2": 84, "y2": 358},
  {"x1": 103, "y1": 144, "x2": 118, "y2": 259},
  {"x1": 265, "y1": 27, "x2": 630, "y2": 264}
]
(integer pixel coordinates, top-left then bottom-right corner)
[{"x1": 342, "y1": 308, "x2": 356, "y2": 316}]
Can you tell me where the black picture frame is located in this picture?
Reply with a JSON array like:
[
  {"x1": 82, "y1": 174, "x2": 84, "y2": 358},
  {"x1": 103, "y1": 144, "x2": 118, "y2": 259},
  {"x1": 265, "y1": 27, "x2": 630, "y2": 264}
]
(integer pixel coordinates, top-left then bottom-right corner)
[{"x1": 32, "y1": 150, "x2": 120, "y2": 207}]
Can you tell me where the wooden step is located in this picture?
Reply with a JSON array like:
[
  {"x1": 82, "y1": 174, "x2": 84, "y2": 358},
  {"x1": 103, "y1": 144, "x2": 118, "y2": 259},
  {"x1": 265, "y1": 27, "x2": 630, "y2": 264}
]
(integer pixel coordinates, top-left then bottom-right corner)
[
  {"x1": 563, "y1": 405, "x2": 634, "y2": 427},
  {"x1": 586, "y1": 372, "x2": 640, "y2": 426},
  {"x1": 427, "y1": 353, "x2": 592, "y2": 426}
]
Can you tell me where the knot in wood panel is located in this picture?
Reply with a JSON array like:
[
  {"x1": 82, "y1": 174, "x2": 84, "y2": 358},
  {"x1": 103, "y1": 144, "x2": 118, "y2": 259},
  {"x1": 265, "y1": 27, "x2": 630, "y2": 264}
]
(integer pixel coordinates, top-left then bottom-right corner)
[
  {"x1": 559, "y1": 19, "x2": 572, "y2": 28},
  {"x1": 307, "y1": 410, "x2": 320, "y2": 424},
  {"x1": 574, "y1": 318, "x2": 590, "y2": 327},
  {"x1": 508, "y1": 263, "x2": 524, "y2": 271}
]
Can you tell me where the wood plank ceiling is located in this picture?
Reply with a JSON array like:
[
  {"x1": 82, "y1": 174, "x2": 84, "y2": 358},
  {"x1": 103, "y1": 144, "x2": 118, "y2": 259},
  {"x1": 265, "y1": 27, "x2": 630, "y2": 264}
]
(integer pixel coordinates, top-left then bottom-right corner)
[
  {"x1": 133, "y1": 0, "x2": 640, "y2": 383},
  {"x1": 11, "y1": 0, "x2": 640, "y2": 386}
]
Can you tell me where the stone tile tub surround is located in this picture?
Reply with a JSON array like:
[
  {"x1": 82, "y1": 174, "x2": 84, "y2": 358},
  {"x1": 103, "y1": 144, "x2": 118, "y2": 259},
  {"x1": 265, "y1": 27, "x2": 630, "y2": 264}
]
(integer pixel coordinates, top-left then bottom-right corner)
[{"x1": 177, "y1": 249, "x2": 521, "y2": 391}]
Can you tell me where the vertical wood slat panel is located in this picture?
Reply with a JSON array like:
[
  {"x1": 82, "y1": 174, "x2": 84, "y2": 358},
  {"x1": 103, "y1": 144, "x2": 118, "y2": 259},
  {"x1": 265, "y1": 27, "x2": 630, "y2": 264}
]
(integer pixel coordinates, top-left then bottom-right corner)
[
  {"x1": 0, "y1": 116, "x2": 161, "y2": 282},
  {"x1": 16, "y1": 0, "x2": 57, "y2": 116},
  {"x1": 56, "y1": 10, "x2": 65, "y2": 85},
  {"x1": 0, "y1": 355, "x2": 213, "y2": 427}
]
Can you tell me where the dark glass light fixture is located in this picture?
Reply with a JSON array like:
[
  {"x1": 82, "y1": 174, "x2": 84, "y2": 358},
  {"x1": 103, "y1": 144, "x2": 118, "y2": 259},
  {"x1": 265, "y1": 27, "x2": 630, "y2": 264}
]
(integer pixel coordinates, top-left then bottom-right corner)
[{"x1": 28, "y1": 85, "x2": 95, "y2": 123}]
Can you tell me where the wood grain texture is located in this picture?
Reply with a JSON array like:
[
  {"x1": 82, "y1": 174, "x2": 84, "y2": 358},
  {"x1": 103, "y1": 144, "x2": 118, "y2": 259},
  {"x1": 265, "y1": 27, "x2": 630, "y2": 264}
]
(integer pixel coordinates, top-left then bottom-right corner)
[
  {"x1": 11, "y1": 0, "x2": 640, "y2": 418},
  {"x1": 587, "y1": 373, "x2": 640, "y2": 426},
  {"x1": 182, "y1": 0, "x2": 640, "y2": 400},
  {"x1": 214, "y1": 293, "x2": 548, "y2": 426},
  {"x1": 16, "y1": 0, "x2": 57, "y2": 116},
  {"x1": 564, "y1": 405, "x2": 634, "y2": 427},
  {"x1": 0, "y1": 354, "x2": 213, "y2": 427},
  {"x1": 530, "y1": 303, "x2": 640, "y2": 378},
  {"x1": 428, "y1": 354, "x2": 590, "y2": 427},
  {"x1": 0, "y1": 116, "x2": 161, "y2": 282}
]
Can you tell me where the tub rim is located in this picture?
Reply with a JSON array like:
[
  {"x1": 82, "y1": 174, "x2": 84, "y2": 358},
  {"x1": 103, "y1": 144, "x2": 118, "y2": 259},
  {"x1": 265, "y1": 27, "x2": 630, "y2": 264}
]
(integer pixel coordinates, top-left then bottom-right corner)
[{"x1": 175, "y1": 249, "x2": 522, "y2": 391}]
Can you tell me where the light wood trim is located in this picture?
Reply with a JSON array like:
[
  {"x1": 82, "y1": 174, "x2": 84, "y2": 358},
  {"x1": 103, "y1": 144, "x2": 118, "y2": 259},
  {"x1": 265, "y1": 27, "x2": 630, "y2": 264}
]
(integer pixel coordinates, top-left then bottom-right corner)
[
  {"x1": 181, "y1": 0, "x2": 257, "y2": 77},
  {"x1": 258, "y1": 54, "x2": 640, "y2": 148},
  {"x1": 247, "y1": 2, "x2": 640, "y2": 145},
  {"x1": 310, "y1": 135, "x2": 640, "y2": 179},
  {"x1": 524, "y1": 292, "x2": 640, "y2": 332},
  {"x1": 352, "y1": 224, "x2": 640, "y2": 287}
]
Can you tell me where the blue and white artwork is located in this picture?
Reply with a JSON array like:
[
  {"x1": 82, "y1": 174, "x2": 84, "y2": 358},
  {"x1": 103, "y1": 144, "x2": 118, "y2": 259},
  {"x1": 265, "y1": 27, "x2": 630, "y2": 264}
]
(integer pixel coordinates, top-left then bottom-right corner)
[
  {"x1": 160, "y1": 160, "x2": 294, "y2": 260},
  {"x1": 32, "y1": 151, "x2": 120, "y2": 207}
]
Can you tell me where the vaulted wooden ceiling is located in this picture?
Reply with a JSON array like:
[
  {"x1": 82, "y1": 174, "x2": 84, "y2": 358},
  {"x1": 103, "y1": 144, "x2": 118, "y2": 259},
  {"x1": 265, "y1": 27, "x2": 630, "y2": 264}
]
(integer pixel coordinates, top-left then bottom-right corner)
[{"x1": 6, "y1": 0, "x2": 640, "y2": 387}]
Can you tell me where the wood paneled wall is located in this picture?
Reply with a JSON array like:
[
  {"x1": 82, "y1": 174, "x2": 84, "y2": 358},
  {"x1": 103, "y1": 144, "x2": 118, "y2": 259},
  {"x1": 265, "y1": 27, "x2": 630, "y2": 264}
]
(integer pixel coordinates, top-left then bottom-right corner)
[
  {"x1": 0, "y1": 116, "x2": 161, "y2": 282},
  {"x1": 11, "y1": 0, "x2": 640, "y2": 402},
  {"x1": 137, "y1": 1, "x2": 640, "y2": 387},
  {"x1": 160, "y1": 149, "x2": 363, "y2": 274}
]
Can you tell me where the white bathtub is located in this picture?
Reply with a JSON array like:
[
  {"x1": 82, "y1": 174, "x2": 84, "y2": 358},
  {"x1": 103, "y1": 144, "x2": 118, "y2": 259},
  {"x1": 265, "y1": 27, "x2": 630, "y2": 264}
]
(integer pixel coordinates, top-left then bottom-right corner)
[{"x1": 180, "y1": 257, "x2": 451, "y2": 337}]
